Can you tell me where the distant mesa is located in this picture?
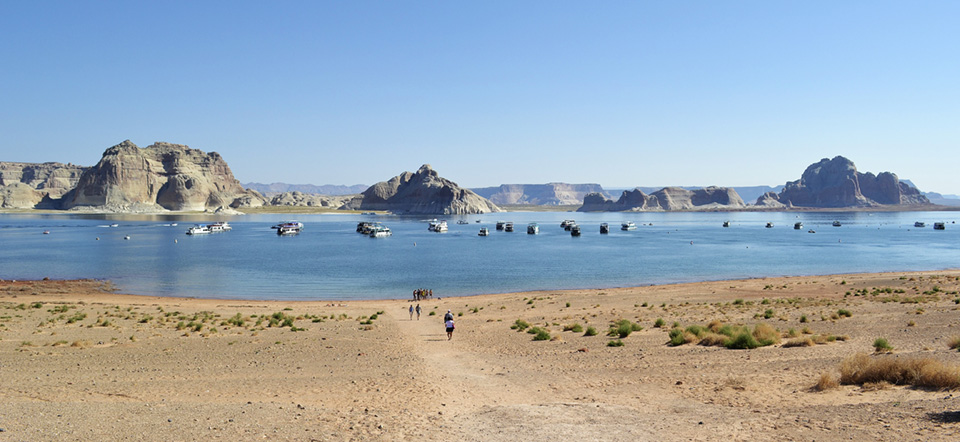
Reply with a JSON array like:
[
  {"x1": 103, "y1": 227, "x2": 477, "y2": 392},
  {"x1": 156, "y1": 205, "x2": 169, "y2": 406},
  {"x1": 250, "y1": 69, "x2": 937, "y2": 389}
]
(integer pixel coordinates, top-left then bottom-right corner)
[
  {"x1": 57, "y1": 140, "x2": 265, "y2": 212},
  {"x1": 0, "y1": 161, "x2": 88, "y2": 208},
  {"x1": 578, "y1": 186, "x2": 745, "y2": 212},
  {"x1": 268, "y1": 191, "x2": 354, "y2": 208},
  {"x1": 342, "y1": 164, "x2": 501, "y2": 214},
  {"x1": 471, "y1": 183, "x2": 610, "y2": 206},
  {"x1": 755, "y1": 156, "x2": 930, "y2": 208},
  {"x1": 243, "y1": 182, "x2": 368, "y2": 196}
]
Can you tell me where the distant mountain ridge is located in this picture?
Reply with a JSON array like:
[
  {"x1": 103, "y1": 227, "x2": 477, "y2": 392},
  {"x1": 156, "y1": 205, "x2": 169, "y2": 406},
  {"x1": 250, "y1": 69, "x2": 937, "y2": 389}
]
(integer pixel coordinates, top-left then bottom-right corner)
[
  {"x1": 470, "y1": 183, "x2": 611, "y2": 205},
  {"x1": 579, "y1": 186, "x2": 746, "y2": 212},
  {"x1": 242, "y1": 182, "x2": 367, "y2": 196}
]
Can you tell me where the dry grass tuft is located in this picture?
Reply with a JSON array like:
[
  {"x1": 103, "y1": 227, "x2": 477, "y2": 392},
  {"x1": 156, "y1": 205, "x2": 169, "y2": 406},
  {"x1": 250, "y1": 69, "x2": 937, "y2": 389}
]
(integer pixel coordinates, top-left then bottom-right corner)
[
  {"x1": 948, "y1": 336, "x2": 960, "y2": 350},
  {"x1": 815, "y1": 372, "x2": 839, "y2": 391},
  {"x1": 839, "y1": 353, "x2": 960, "y2": 389},
  {"x1": 783, "y1": 337, "x2": 815, "y2": 348},
  {"x1": 698, "y1": 333, "x2": 729, "y2": 347},
  {"x1": 70, "y1": 340, "x2": 91, "y2": 348}
]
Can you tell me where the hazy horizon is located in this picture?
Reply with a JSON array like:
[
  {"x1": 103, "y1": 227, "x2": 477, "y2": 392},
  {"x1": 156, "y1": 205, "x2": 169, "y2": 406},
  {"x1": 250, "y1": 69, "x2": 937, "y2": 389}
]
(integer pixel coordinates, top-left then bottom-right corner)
[{"x1": 3, "y1": 2, "x2": 958, "y2": 193}]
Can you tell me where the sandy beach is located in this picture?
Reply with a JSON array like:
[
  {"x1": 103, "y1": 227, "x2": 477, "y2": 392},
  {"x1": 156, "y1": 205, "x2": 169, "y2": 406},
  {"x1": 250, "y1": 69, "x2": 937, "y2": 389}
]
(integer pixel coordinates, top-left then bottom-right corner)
[{"x1": 3, "y1": 272, "x2": 960, "y2": 441}]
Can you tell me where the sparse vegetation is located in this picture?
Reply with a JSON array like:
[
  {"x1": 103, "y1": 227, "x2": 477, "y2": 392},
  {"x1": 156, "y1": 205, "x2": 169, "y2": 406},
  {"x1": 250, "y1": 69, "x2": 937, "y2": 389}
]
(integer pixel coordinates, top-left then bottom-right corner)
[
  {"x1": 873, "y1": 338, "x2": 894, "y2": 353},
  {"x1": 584, "y1": 326, "x2": 598, "y2": 336},
  {"x1": 511, "y1": 319, "x2": 531, "y2": 331},
  {"x1": 607, "y1": 339, "x2": 624, "y2": 347},
  {"x1": 839, "y1": 353, "x2": 960, "y2": 389}
]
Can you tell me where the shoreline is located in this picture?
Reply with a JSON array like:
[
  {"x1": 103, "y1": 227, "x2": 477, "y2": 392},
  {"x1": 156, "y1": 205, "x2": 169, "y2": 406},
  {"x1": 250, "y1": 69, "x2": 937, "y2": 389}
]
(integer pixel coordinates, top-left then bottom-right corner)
[{"x1": 4, "y1": 270, "x2": 960, "y2": 440}]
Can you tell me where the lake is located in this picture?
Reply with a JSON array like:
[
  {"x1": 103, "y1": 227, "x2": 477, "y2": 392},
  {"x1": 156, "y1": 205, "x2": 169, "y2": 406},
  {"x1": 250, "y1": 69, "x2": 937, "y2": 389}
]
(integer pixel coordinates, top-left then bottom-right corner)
[{"x1": 0, "y1": 211, "x2": 957, "y2": 300}]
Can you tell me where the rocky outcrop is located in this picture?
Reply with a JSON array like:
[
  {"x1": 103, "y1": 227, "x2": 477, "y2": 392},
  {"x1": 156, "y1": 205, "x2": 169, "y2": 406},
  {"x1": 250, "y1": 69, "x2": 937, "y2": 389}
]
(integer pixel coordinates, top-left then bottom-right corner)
[
  {"x1": 578, "y1": 186, "x2": 745, "y2": 212},
  {"x1": 756, "y1": 156, "x2": 930, "y2": 208},
  {"x1": 0, "y1": 162, "x2": 89, "y2": 208},
  {"x1": 471, "y1": 183, "x2": 610, "y2": 205},
  {"x1": 60, "y1": 140, "x2": 265, "y2": 212},
  {"x1": 243, "y1": 182, "x2": 368, "y2": 196},
  {"x1": 269, "y1": 191, "x2": 355, "y2": 208},
  {"x1": 342, "y1": 164, "x2": 501, "y2": 214}
]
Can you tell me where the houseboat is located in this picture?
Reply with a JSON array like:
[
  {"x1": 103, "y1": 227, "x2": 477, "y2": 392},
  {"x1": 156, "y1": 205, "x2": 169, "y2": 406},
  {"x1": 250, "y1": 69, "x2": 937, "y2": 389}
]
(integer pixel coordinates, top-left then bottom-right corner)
[
  {"x1": 570, "y1": 225, "x2": 581, "y2": 236},
  {"x1": 504, "y1": 222, "x2": 515, "y2": 232},
  {"x1": 794, "y1": 222, "x2": 803, "y2": 230},
  {"x1": 527, "y1": 223, "x2": 539, "y2": 234},
  {"x1": 600, "y1": 223, "x2": 610, "y2": 234},
  {"x1": 934, "y1": 222, "x2": 946, "y2": 230},
  {"x1": 186, "y1": 225, "x2": 211, "y2": 235},
  {"x1": 478, "y1": 227, "x2": 489, "y2": 236},
  {"x1": 914, "y1": 222, "x2": 926, "y2": 228},
  {"x1": 621, "y1": 222, "x2": 637, "y2": 231}
]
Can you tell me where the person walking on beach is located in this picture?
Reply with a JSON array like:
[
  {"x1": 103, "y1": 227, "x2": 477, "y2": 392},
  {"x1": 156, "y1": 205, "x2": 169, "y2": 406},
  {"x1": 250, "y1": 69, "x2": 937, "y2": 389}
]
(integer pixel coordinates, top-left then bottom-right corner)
[
  {"x1": 445, "y1": 318, "x2": 455, "y2": 340},
  {"x1": 415, "y1": 304, "x2": 421, "y2": 320},
  {"x1": 443, "y1": 309, "x2": 453, "y2": 322},
  {"x1": 409, "y1": 304, "x2": 414, "y2": 320}
]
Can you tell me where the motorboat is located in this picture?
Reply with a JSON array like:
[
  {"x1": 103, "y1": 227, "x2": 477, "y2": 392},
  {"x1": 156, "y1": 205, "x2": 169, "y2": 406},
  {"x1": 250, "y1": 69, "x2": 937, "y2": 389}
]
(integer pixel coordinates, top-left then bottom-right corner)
[
  {"x1": 832, "y1": 221, "x2": 842, "y2": 227},
  {"x1": 276, "y1": 222, "x2": 303, "y2": 235},
  {"x1": 722, "y1": 221, "x2": 730, "y2": 227},
  {"x1": 42, "y1": 230, "x2": 50, "y2": 235},
  {"x1": 765, "y1": 222, "x2": 774, "y2": 228},
  {"x1": 186, "y1": 225, "x2": 211, "y2": 235},
  {"x1": 808, "y1": 230, "x2": 816, "y2": 233},
  {"x1": 208, "y1": 222, "x2": 232, "y2": 232},
  {"x1": 560, "y1": 219, "x2": 575, "y2": 229},
  {"x1": 794, "y1": 222, "x2": 803, "y2": 230},
  {"x1": 914, "y1": 222, "x2": 926, "y2": 228},
  {"x1": 570, "y1": 224, "x2": 581, "y2": 236},
  {"x1": 110, "y1": 223, "x2": 119, "y2": 228},
  {"x1": 496, "y1": 221, "x2": 506, "y2": 231},
  {"x1": 369, "y1": 225, "x2": 392, "y2": 237},
  {"x1": 527, "y1": 223, "x2": 539, "y2": 234},
  {"x1": 504, "y1": 222, "x2": 515, "y2": 232},
  {"x1": 428, "y1": 220, "x2": 448, "y2": 232},
  {"x1": 600, "y1": 223, "x2": 609, "y2": 234},
  {"x1": 934, "y1": 222, "x2": 946, "y2": 230},
  {"x1": 457, "y1": 220, "x2": 470, "y2": 225},
  {"x1": 621, "y1": 222, "x2": 637, "y2": 231},
  {"x1": 357, "y1": 221, "x2": 375, "y2": 234},
  {"x1": 478, "y1": 227, "x2": 489, "y2": 236}
]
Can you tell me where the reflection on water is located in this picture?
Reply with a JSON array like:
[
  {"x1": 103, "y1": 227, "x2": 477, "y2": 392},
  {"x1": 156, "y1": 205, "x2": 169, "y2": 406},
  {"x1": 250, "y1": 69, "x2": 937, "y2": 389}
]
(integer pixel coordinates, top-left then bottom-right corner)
[{"x1": 0, "y1": 211, "x2": 957, "y2": 300}]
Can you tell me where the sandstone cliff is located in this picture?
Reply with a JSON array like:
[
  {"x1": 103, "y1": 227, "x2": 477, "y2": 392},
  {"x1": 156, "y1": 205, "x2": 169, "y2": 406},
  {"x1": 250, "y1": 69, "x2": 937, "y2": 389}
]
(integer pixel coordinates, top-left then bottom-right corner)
[
  {"x1": 578, "y1": 186, "x2": 745, "y2": 212},
  {"x1": 269, "y1": 191, "x2": 355, "y2": 208},
  {"x1": 755, "y1": 156, "x2": 930, "y2": 208},
  {"x1": 60, "y1": 140, "x2": 265, "y2": 211},
  {"x1": 342, "y1": 164, "x2": 501, "y2": 214},
  {"x1": 471, "y1": 183, "x2": 610, "y2": 205},
  {"x1": 0, "y1": 162, "x2": 89, "y2": 208}
]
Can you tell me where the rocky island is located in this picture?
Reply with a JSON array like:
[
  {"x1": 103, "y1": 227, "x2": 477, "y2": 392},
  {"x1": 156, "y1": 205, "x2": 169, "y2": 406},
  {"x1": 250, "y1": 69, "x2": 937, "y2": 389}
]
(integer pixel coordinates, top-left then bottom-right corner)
[
  {"x1": 342, "y1": 164, "x2": 501, "y2": 215},
  {"x1": 578, "y1": 186, "x2": 745, "y2": 212}
]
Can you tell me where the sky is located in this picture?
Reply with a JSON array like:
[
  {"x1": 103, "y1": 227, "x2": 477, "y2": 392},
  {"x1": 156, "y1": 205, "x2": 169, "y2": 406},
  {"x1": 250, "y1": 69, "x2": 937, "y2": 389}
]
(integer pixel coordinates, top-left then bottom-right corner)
[{"x1": 1, "y1": 1, "x2": 958, "y2": 194}]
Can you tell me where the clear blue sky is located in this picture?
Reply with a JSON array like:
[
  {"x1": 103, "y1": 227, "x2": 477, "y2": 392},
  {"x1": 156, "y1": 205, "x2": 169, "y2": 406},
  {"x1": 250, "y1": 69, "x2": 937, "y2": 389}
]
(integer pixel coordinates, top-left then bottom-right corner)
[{"x1": 2, "y1": 1, "x2": 958, "y2": 194}]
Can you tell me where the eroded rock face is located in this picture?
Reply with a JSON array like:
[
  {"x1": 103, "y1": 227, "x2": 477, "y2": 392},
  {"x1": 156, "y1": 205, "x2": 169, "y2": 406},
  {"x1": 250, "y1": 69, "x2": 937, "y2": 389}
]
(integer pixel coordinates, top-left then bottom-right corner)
[
  {"x1": 0, "y1": 162, "x2": 89, "y2": 207},
  {"x1": 269, "y1": 191, "x2": 354, "y2": 208},
  {"x1": 471, "y1": 183, "x2": 609, "y2": 205},
  {"x1": 60, "y1": 140, "x2": 265, "y2": 211},
  {"x1": 578, "y1": 186, "x2": 745, "y2": 212},
  {"x1": 343, "y1": 164, "x2": 501, "y2": 214},
  {"x1": 757, "y1": 156, "x2": 929, "y2": 207}
]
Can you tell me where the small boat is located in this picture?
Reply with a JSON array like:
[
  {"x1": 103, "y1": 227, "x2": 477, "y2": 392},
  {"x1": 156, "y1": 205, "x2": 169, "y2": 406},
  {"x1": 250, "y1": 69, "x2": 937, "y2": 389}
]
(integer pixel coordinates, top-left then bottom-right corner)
[
  {"x1": 124, "y1": 235, "x2": 131, "y2": 240},
  {"x1": 276, "y1": 222, "x2": 303, "y2": 235},
  {"x1": 208, "y1": 222, "x2": 232, "y2": 232},
  {"x1": 832, "y1": 221, "x2": 842, "y2": 227},
  {"x1": 457, "y1": 220, "x2": 470, "y2": 225},
  {"x1": 527, "y1": 223, "x2": 539, "y2": 234},
  {"x1": 560, "y1": 219, "x2": 575, "y2": 229},
  {"x1": 361, "y1": 212, "x2": 377, "y2": 216},
  {"x1": 600, "y1": 223, "x2": 609, "y2": 234},
  {"x1": 369, "y1": 225, "x2": 392, "y2": 237},
  {"x1": 934, "y1": 222, "x2": 946, "y2": 230},
  {"x1": 794, "y1": 222, "x2": 803, "y2": 230},
  {"x1": 475, "y1": 220, "x2": 481, "y2": 223},
  {"x1": 478, "y1": 227, "x2": 489, "y2": 236},
  {"x1": 765, "y1": 222, "x2": 774, "y2": 228},
  {"x1": 808, "y1": 230, "x2": 816, "y2": 233},
  {"x1": 504, "y1": 222, "x2": 514, "y2": 232},
  {"x1": 722, "y1": 221, "x2": 730, "y2": 227},
  {"x1": 914, "y1": 222, "x2": 926, "y2": 228},
  {"x1": 170, "y1": 223, "x2": 178, "y2": 227},
  {"x1": 621, "y1": 222, "x2": 637, "y2": 231},
  {"x1": 570, "y1": 224, "x2": 581, "y2": 236},
  {"x1": 428, "y1": 220, "x2": 448, "y2": 232},
  {"x1": 496, "y1": 221, "x2": 506, "y2": 231},
  {"x1": 42, "y1": 230, "x2": 50, "y2": 235},
  {"x1": 186, "y1": 225, "x2": 211, "y2": 235},
  {"x1": 110, "y1": 223, "x2": 119, "y2": 228}
]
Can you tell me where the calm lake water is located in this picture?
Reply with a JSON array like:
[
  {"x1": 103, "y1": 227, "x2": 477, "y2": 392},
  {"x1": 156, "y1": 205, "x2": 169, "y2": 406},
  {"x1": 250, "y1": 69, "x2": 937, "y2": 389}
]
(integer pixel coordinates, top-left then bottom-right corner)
[{"x1": 1, "y1": 211, "x2": 957, "y2": 300}]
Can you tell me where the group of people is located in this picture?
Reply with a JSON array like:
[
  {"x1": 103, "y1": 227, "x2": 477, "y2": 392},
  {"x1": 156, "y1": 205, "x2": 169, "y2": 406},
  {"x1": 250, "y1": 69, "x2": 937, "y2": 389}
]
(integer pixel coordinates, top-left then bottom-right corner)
[
  {"x1": 407, "y1": 305, "x2": 455, "y2": 340},
  {"x1": 408, "y1": 303, "x2": 422, "y2": 320},
  {"x1": 412, "y1": 288, "x2": 433, "y2": 300}
]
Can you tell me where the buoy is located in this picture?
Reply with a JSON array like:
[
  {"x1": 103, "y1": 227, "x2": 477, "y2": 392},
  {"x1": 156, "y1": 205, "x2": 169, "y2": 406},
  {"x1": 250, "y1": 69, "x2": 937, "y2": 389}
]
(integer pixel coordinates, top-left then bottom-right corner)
[
  {"x1": 96, "y1": 237, "x2": 100, "y2": 240},
  {"x1": 174, "y1": 239, "x2": 178, "y2": 243}
]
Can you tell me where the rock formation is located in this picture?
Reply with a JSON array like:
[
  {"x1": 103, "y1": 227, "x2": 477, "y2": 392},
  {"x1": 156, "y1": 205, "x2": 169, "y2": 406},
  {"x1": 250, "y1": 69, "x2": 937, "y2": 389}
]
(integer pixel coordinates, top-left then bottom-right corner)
[
  {"x1": 578, "y1": 186, "x2": 745, "y2": 212},
  {"x1": 269, "y1": 191, "x2": 355, "y2": 208},
  {"x1": 0, "y1": 162, "x2": 88, "y2": 208},
  {"x1": 471, "y1": 183, "x2": 610, "y2": 205},
  {"x1": 60, "y1": 140, "x2": 265, "y2": 211},
  {"x1": 243, "y1": 182, "x2": 368, "y2": 196},
  {"x1": 342, "y1": 164, "x2": 501, "y2": 214},
  {"x1": 755, "y1": 156, "x2": 929, "y2": 208}
]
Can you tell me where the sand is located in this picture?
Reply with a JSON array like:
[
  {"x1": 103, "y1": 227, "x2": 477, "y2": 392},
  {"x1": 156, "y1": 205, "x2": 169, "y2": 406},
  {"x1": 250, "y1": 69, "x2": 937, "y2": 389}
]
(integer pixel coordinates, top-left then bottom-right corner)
[{"x1": 3, "y1": 272, "x2": 960, "y2": 441}]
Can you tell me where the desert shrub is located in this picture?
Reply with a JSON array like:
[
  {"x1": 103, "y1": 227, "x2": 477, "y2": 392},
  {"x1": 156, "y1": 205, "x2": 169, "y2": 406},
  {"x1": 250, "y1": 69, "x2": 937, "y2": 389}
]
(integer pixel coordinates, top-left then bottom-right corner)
[
  {"x1": 511, "y1": 319, "x2": 530, "y2": 331},
  {"x1": 529, "y1": 327, "x2": 551, "y2": 341},
  {"x1": 837, "y1": 309, "x2": 852, "y2": 318},
  {"x1": 839, "y1": 353, "x2": 960, "y2": 389},
  {"x1": 799, "y1": 315, "x2": 808, "y2": 323},
  {"x1": 816, "y1": 372, "x2": 840, "y2": 391},
  {"x1": 949, "y1": 336, "x2": 960, "y2": 350},
  {"x1": 609, "y1": 319, "x2": 642, "y2": 338},
  {"x1": 733, "y1": 299, "x2": 744, "y2": 305},
  {"x1": 668, "y1": 328, "x2": 691, "y2": 346},
  {"x1": 654, "y1": 318, "x2": 665, "y2": 328},
  {"x1": 563, "y1": 323, "x2": 583, "y2": 333},
  {"x1": 726, "y1": 331, "x2": 761, "y2": 349},
  {"x1": 783, "y1": 338, "x2": 815, "y2": 348},
  {"x1": 763, "y1": 309, "x2": 774, "y2": 319},
  {"x1": 698, "y1": 333, "x2": 729, "y2": 347},
  {"x1": 684, "y1": 324, "x2": 709, "y2": 338},
  {"x1": 873, "y1": 338, "x2": 894, "y2": 353},
  {"x1": 584, "y1": 326, "x2": 598, "y2": 336},
  {"x1": 753, "y1": 323, "x2": 780, "y2": 346},
  {"x1": 607, "y1": 339, "x2": 624, "y2": 347},
  {"x1": 707, "y1": 319, "x2": 724, "y2": 332}
]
